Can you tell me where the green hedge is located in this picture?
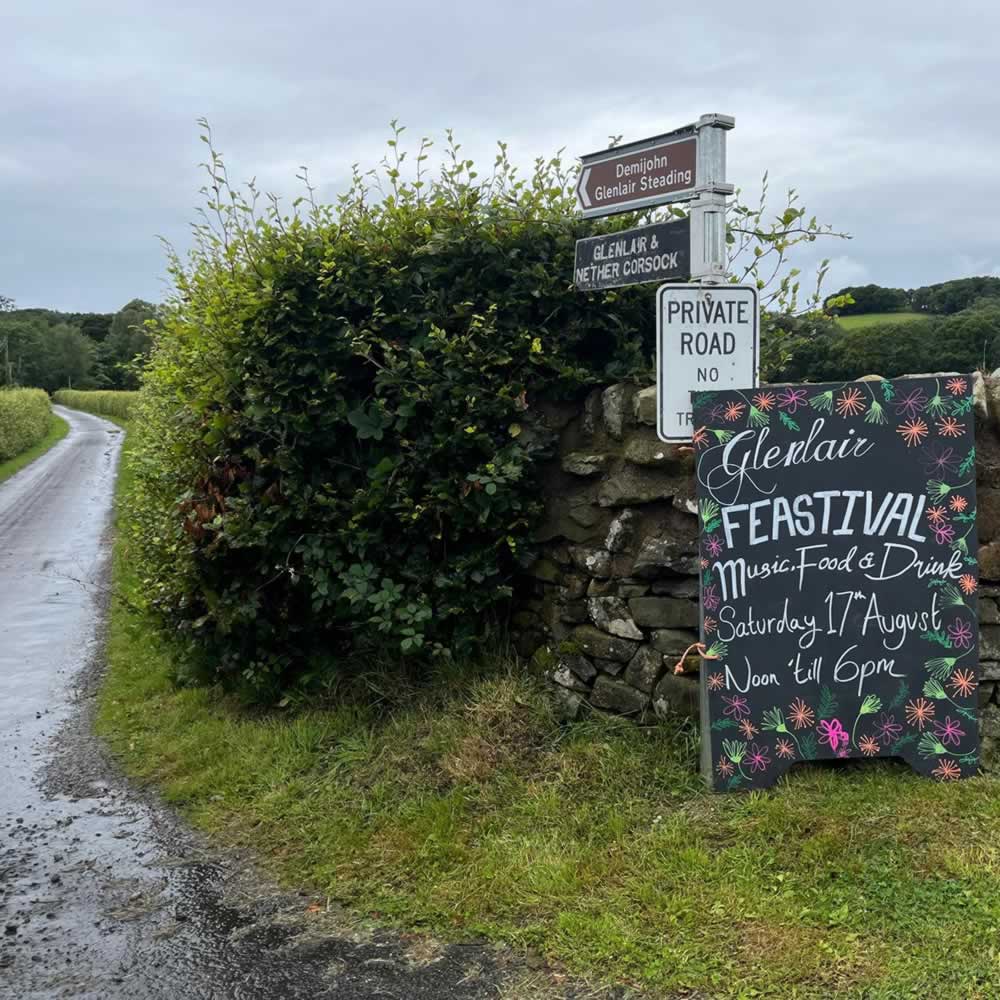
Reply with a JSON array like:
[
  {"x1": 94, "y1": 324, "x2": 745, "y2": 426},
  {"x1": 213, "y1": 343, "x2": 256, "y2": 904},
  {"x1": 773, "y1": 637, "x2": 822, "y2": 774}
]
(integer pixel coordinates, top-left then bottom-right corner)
[
  {"x1": 53, "y1": 389, "x2": 138, "y2": 421},
  {"x1": 0, "y1": 388, "x2": 52, "y2": 461}
]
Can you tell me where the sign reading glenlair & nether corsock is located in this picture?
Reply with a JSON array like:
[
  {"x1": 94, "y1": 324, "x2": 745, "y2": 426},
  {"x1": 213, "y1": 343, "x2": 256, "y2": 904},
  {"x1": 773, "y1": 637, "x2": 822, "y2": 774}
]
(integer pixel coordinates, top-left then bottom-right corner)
[{"x1": 693, "y1": 375, "x2": 980, "y2": 790}]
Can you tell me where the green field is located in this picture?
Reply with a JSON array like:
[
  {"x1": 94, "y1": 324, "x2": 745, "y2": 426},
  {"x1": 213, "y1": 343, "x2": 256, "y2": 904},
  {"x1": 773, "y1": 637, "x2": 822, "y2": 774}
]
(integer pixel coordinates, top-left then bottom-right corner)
[{"x1": 836, "y1": 311, "x2": 930, "y2": 330}]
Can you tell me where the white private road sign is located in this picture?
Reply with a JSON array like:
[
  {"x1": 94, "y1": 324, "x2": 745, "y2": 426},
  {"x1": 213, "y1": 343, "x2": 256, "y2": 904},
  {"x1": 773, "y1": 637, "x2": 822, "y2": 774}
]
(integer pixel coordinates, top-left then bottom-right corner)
[{"x1": 655, "y1": 283, "x2": 759, "y2": 443}]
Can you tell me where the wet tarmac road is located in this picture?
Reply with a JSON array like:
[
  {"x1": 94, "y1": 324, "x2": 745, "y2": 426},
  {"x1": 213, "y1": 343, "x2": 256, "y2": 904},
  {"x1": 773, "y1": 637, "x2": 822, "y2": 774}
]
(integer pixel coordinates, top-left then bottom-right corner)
[{"x1": 0, "y1": 408, "x2": 555, "y2": 1000}]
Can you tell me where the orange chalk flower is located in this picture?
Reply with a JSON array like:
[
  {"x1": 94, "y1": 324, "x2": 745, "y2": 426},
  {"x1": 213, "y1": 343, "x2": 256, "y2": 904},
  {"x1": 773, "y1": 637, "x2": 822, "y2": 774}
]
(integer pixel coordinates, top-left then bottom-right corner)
[
  {"x1": 717, "y1": 757, "x2": 735, "y2": 777},
  {"x1": 692, "y1": 426, "x2": 709, "y2": 449},
  {"x1": 723, "y1": 400, "x2": 746, "y2": 422},
  {"x1": 739, "y1": 719, "x2": 759, "y2": 739},
  {"x1": 703, "y1": 616, "x2": 718, "y2": 634},
  {"x1": 708, "y1": 672, "x2": 724, "y2": 691},
  {"x1": 959, "y1": 574, "x2": 978, "y2": 596},
  {"x1": 946, "y1": 377, "x2": 968, "y2": 396},
  {"x1": 949, "y1": 668, "x2": 977, "y2": 698},
  {"x1": 775, "y1": 738, "x2": 795, "y2": 760},
  {"x1": 835, "y1": 387, "x2": 866, "y2": 417},
  {"x1": 905, "y1": 697, "x2": 935, "y2": 730},
  {"x1": 753, "y1": 391, "x2": 776, "y2": 412},
  {"x1": 789, "y1": 698, "x2": 815, "y2": 730},
  {"x1": 932, "y1": 759, "x2": 961, "y2": 781},
  {"x1": 926, "y1": 506, "x2": 948, "y2": 525},
  {"x1": 897, "y1": 419, "x2": 928, "y2": 446},
  {"x1": 949, "y1": 495, "x2": 968, "y2": 513},
  {"x1": 937, "y1": 416, "x2": 964, "y2": 438},
  {"x1": 859, "y1": 735, "x2": 880, "y2": 756}
]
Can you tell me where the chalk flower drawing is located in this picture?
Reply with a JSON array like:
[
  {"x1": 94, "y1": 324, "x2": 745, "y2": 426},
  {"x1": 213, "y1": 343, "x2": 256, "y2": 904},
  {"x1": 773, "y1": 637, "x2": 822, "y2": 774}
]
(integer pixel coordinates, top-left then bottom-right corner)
[
  {"x1": 703, "y1": 616, "x2": 718, "y2": 634},
  {"x1": 692, "y1": 426, "x2": 709, "y2": 449},
  {"x1": 716, "y1": 757, "x2": 734, "y2": 778},
  {"x1": 895, "y1": 387, "x2": 928, "y2": 419},
  {"x1": 875, "y1": 713, "x2": 903, "y2": 746},
  {"x1": 722, "y1": 694, "x2": 751, "y2": 721},
  {"x1": 752, "y1": 391, "x2": 776, "y2": 412},
  {"x1": 708, "y1": 672, "x2": 724, "y2": 691},
  {"x1": 705, "y1": 534, "x2": 724, "y2": 558},
  {"x1": 746, "y1": 743, "x2": 771, "y2": 773},
  {"x1": 932, "y1": 522, "x2": 956, "y2": 544},
  {"x1": 897, "y1": 418, "x2": 929, "y2": 447},
  {"x1": 775, "y1": 738, "x2": 795, "y2": 759},
  {"x1": 788, "y1": 698, "x2": 815, "y2": 730},
  {"x1": 949, "y1": 495, "x2": 969, "y2": 513},
  {"x1": 859, "y1": 735, "x2": 880, "y2": 756},
  {"x1": 703, "y1": 585, "x2": 720, "y2": 611},
  {"x1": 925, "y1": 506, "x2": 948, "y2": 525},
  {"x1": 949, "y1": 669, "x2": 977, "y2": 698},
  {"x1": 818, "y1": 718, "x2": 849, "y2": 751},
  {"x1": 946, "y1": 377, "x2": 968, "y2": 395},
  {"x1": 723, "y1": 400, "x2": 746, "y2": 422},
  {"x1": 933, "y1": 716, "x2": 966, "y2": 747},
  {"x1": 947, "y1": 618, "x2": 974, "y2": 649},
  {"x1": 922, "y1": 444, "x2": 959, "y2": 476},
  {"x1": 958, "y1": 574, "x2": 977, "y2": 595},
  {"x1": 777, "y1": 387, "x2": 808, "y2": 413},
  {"x1": 932, "y1": 759, "x2": 961, "y2": 781},
  {"x1": 905, "y1": 698, "x2": 936, "y2": 730},
  {"x1": 739, "y1": 719, "x2": 759, "y2": 739},
  {"x1": 835, "y1": 387, "x2": 865, "y2": 417},
  {"x1": 937, "y1": 416, "x2": 964, "y2": 438}
]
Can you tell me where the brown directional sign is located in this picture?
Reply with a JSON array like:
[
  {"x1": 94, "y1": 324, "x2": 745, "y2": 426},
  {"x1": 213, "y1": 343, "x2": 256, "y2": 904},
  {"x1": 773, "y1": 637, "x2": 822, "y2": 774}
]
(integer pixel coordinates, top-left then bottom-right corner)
[
  {"x1": 577, "y1": 131, "x2": 698, "y2": 219},
  {"x1": 574, "y1": 218, "x2": 690, "y2": 292}
]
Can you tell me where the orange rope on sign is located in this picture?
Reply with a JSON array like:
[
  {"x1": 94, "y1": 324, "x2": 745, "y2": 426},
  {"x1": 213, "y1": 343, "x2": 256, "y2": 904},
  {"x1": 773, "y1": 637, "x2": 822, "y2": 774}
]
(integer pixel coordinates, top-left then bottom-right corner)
[{"x1": 673, "y1": 641, "x2": 720, "y2": 675}]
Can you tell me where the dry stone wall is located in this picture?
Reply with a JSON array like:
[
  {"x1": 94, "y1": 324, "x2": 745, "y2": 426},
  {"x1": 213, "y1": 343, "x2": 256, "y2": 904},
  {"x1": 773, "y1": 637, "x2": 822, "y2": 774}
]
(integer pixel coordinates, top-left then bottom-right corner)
[{"x1": 515, "y1": 373, "x2": 1000, "y2": 729}]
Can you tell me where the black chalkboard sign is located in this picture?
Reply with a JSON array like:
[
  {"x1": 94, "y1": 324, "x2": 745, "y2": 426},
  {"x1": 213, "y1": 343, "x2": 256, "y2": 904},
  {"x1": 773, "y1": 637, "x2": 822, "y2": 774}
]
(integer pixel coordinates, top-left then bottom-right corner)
[{"x1": 693, "y1": 376, "x2": 980, "y2": 791}]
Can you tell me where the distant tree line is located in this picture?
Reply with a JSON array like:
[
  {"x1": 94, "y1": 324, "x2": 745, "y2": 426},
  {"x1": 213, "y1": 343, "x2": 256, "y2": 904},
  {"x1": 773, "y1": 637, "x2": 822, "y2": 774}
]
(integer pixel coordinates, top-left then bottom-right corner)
[
  {"x1": 825, "y1": 276, "x2": 1000, "y2": 315},
  {"x1": 0, "y1": 297, "x2": 158, "y2": 393}
]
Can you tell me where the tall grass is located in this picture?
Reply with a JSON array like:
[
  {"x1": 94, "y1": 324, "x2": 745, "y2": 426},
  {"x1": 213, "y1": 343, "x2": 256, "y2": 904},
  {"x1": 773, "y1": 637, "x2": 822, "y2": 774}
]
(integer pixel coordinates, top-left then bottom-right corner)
[
  {"x1": 0, "y1": 387, "x2": 52, "y2": 461},
  {"x1": 53, "y1": 389, "x2": 138, "y2": 421}
]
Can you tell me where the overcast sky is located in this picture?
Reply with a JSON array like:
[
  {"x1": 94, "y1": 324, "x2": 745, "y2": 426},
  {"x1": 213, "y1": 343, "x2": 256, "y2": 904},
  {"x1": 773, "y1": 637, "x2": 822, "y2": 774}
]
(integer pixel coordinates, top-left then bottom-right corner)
[{"x1": 3, "y1": 1, "x2": 998, "y2": 313}]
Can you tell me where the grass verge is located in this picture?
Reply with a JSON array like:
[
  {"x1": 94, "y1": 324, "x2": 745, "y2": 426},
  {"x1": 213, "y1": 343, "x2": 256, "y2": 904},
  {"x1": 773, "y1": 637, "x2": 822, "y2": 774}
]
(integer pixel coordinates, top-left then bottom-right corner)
[
  {"x1": 836, "y1": 311, "x2": 930, "y2": 330},
  {"x1": 99, "y1": 430, "x2": 1000, "y2": 999},
  {"x1": 0, "y1": 414, "x2": 70, "y2": 485}
]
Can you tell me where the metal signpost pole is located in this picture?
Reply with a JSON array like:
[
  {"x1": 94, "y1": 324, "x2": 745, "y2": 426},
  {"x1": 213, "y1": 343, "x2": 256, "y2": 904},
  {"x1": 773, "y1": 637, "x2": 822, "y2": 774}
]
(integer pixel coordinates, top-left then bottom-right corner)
[{"x1": 688, "y1": 114, "x2": 734, "y2": 284}]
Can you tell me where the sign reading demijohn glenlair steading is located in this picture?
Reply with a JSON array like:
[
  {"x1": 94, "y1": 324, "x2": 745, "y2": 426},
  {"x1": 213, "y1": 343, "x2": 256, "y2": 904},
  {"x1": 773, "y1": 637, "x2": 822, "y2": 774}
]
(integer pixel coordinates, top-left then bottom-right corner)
[{"x1": 693, "y1": 375, "x2": 980, "y2": 791}]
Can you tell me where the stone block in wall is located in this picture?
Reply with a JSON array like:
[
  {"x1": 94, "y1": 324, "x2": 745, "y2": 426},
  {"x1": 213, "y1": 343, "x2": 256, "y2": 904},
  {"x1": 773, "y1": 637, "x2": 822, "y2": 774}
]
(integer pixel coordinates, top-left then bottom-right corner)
[
  {"x1": 597, "y1": 467, "x2": 690, "y2": 507},
  {"x1": 526, "y1": 558, "x2": 562, "y2": 583},
  {"x1": 634, "y1": 385, "x2": 656, "y2": 427},
  {"x1": 980, "y1": 542, "x2": 1000, "y2": 581},
  {"x1": 548, "y1": 663, "x2": 591, "y2": 693},
  {"x1": 980, "y1": 680, "x2": 997, "y2": 709},
  {"x1": 581, "y1": 389, "x2": 603, "y2": 436},
  {"x1": 587, "y1": 578, "x2": 616, "y2": 597},
  {"x1": 587, "y1": 597, "x2": 644, "y2": 639},
  {"x1": 628, "y1": 596, "x2": 699, "y2": 629},
  {"x1": 601, "y1": 384, "x2": 635, "y2": 440},
  {"x1": 978, "y1": 489, "x2": 1000, "y2": 544},
  {"x1": 605, "y1": 509, "x2": 638, "y2": 553},
  {"x1": 651, "y1": 578, "x2": 699, "y2": 598},
  {"x1": 567, "y1": 501, "x2": 605, "y2": 530},
  {"x1": 569, "y1": 545, "x2": 612, "y2": 578},
  {"x1": 981, "y1": 598, "x2": 1000, "y2": 625},
  {"x1": 558, "y1": 600, "x2": 589, "y2": 624},
  {"x1": 595, "y1": 657, "x2": 626, "y2": 676},
  {"x1": 650, "y1": 628, "x2": 700, "y2": 656},
  {"x1": 977, "y1": 432, "x2": 1000, "y2": 490},
  {"x1": 561, "y1": 452, "x2": 610, "y2": 477},
  {"x1": 980, "y1": 626, "x2": 1000, "y2": 662},
  {"x1": 982, "y1": 662, "x2": 1000, "y2": 681},
  {"x1": 632, "y1": 537, "x2": 700, "y2": 578},
  {"x1": 623, "y1": 645, "x2": 666, "y2": 694},
  {"x1": 652, "y1": 672, "x2": 698, "y2": 717},
  {"x1": 552, "y1": 686, "x2": 586, "y2": 721},
  {"x1": 559, "y1": 654, "x2": 597, "y2": 684},
  {"x1": 591, "y1": 675, "x2": 650, "y2": 716},
  {"x1": 622, "y1": 430, "x2": 688, "y2": 469},
  {"x1": 562, "y1": 573, "x2": 589, "y2": 600},
  {"x1": 619, "y1": 582, "x2": 650, "y2": 598},
  {"x1": 571, "y1": 625, "x2": 639, "y2": 663}
]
